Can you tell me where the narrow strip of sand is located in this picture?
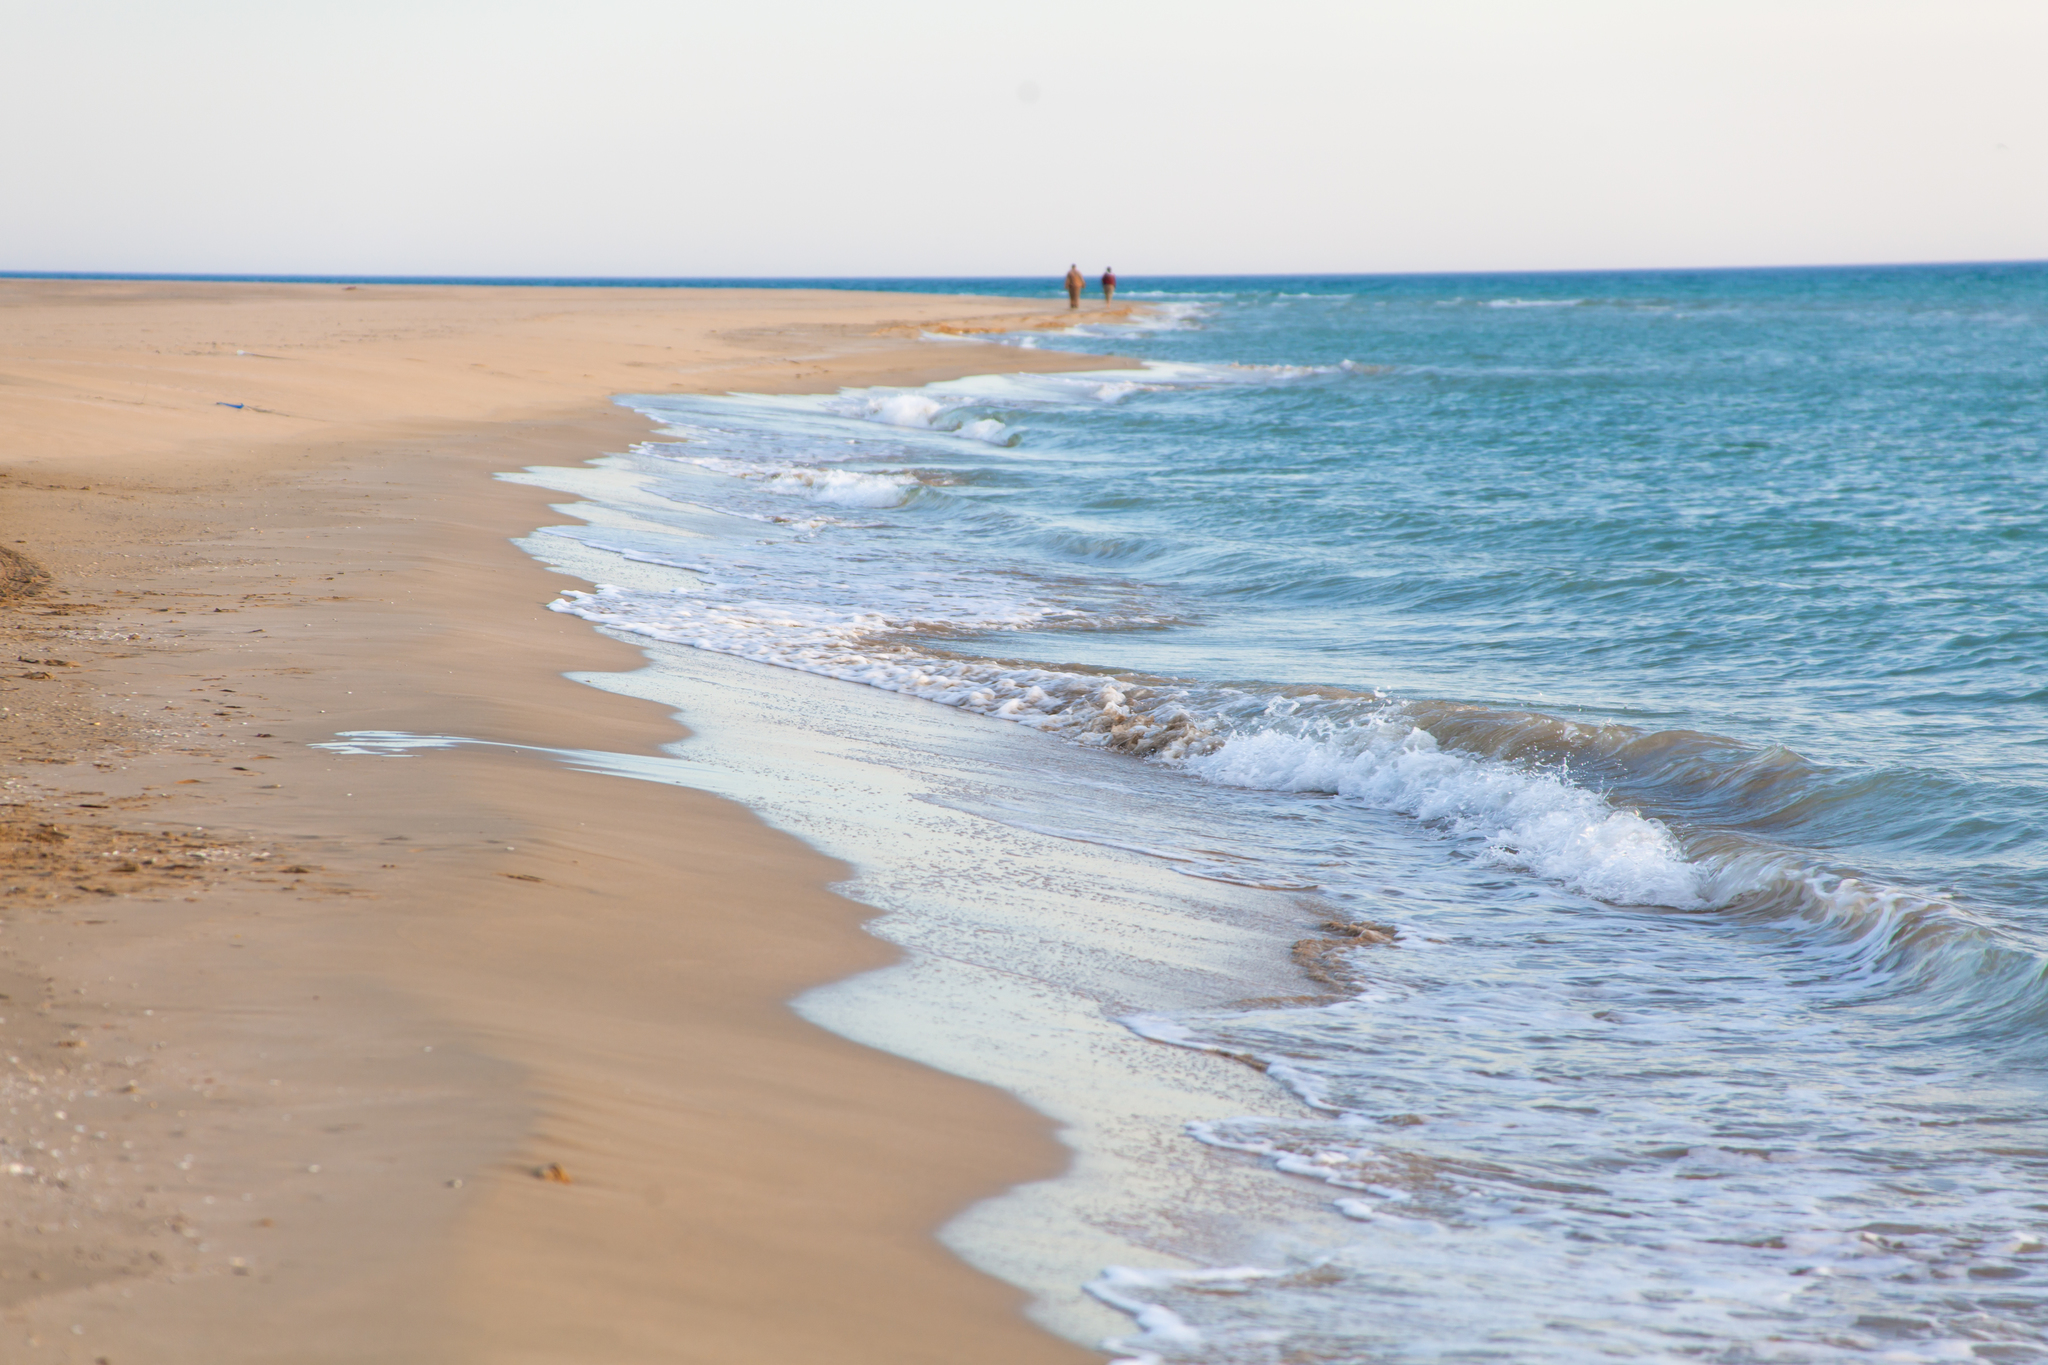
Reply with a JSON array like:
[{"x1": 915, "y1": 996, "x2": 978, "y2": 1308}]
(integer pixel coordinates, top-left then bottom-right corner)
[{"x1": 0, "y1": 280, "x2": 1142, "y2": 1363}]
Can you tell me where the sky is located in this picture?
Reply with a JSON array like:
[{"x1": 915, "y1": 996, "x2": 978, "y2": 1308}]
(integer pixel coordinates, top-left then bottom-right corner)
[{"x1": 3, "y1": 0, "x2": 2044, "y2": 278}]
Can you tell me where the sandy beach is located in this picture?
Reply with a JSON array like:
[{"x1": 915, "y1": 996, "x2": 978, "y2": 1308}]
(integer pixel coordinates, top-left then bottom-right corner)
[{"x1": 0, "y1": 279, "x2": 1145, "y2": 1362}]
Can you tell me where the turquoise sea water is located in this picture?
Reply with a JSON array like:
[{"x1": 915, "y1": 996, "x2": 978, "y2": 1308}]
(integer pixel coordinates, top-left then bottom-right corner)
[{"x1": 542, "y1": 265, "x2": 2048, "y2": 1362}]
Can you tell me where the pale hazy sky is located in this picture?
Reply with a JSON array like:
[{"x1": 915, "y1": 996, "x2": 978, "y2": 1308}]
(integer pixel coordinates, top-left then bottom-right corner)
[{"x1": 3, "y1": 0, "x2": 2043, "y2": 278}]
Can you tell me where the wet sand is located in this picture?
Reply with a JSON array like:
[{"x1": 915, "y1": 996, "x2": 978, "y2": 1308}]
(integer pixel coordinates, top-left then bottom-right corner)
[{"x1": 0, "y1": 279, "x2": 1137, "y2": 1362}]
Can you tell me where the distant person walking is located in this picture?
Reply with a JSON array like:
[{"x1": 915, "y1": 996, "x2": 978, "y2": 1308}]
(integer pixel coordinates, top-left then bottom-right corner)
[
  {"x1": 1102, "y1": 267, "x2": 1117, "y2": 303},
  {"x1": 1065, "y1": 264, "x2": 1085, "y2": 309}
]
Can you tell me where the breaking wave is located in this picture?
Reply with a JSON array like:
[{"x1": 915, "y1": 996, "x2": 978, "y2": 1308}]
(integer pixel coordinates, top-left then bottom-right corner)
[{"x1": 548, "y1": 571, "x2": 2040, "y2": 1023}]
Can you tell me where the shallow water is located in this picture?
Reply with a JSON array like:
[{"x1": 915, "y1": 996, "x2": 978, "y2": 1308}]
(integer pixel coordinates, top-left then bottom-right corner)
[{"x1": 530, "y1": 265, "x2": 2046, "y2": 1362}]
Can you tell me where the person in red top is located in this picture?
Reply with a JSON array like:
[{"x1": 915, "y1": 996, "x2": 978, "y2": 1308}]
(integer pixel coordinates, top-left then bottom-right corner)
[
  {"x1": 1065, "y1": 264, "x2": 1085, "y2": 309},
  {"x1": 1102, "y1": 267, "x2": 1117, "y2": 304}
]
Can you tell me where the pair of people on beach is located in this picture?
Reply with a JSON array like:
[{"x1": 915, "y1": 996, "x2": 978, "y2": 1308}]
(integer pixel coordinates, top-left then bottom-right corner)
[{"x1": 1066, "y1": 265, "x2": 1116, "y2": 308}]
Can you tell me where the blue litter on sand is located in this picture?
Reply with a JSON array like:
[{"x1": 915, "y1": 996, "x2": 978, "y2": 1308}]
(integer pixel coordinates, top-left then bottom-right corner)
[{"x1": 215, "y1": 402, "x2": 245, "y2": 409}]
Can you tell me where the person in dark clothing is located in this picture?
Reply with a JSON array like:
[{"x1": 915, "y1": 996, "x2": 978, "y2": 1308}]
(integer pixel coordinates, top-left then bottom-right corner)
[{"x1": 1102, "y1": 268, "x2": 1117, "y2": 303}]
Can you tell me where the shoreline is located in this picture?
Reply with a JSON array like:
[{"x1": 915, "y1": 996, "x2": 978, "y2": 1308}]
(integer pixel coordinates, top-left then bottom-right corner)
[
  {"x1": 505, "y1": 475, "x2": 1336, "y2": 1345},
  {"x1": 0, "y1": 280, "x2": 1138, "y2": 1361}
]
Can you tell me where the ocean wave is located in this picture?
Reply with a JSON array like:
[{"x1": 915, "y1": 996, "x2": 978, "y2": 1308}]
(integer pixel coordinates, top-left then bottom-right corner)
[
  {"x1": 553, "y1": 569, "x2": 2048, "y2": 1021},
  {"x1": 819, "y1": 390, "x2": 1021, "y2": 444},
  {"x1": 624, "y1": 358, "x2": 1351, "y2": 461},
  {"x1": 543, "y1": 588, "x2": 1681, "y2": 903},
  {"x1": 1183, "y1": 721, "x2": 1701, "y2": 908},
  {"x1": 660, "y1": 455, "x2": 927, "y2": 508}
]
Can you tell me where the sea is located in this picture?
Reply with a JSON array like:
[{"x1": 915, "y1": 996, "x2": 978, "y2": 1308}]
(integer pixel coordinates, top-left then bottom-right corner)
[{"x1": 407, "y1": 265, "x2": 2048, "y2": 1362}]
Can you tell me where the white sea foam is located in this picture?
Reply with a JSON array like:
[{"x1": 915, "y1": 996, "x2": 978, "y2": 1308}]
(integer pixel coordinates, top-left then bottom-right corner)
[
  {"x1": 693, "y1": 358, "x2": 1336, "y2": 431},
  {"x1": 763, "y1": 467, "x2": 920, "y2": 507},
  {"x1": 855, "y1": 391, "x2": 948, "y2": 428},
  {"x1": 664, "y1": 455, "x2": 923, "y2": 508},
  {"x1": 1184, "y1": 725, "x2": 1703, "y2": 907},
  {"x1": 809, "y1": 387, "x2": 1025, "y2": 443},
  {"x1": 551, "y1": 568, "x2": 1706, "y2": 912},
  {"x1": 1060, "y1": 300, "x2": 1211, "y2": 337},
  {"x1": 955, "y1": 416, "x2": 1012, "y2": 443},
  {"x1": 1088, "y1": 1265, "x2": 1278, "y2": 1364},
  {"x1": 1088, "y1": 1036, "x2": 2048, "y2": 1363},
  {"x1": 620, "y1": 363, "x2": 1342, "y2": 491}
]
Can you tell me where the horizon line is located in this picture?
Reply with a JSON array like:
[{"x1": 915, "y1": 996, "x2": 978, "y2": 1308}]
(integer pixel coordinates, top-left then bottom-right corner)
[{"x1": 4, "y1": 259, "x2": 2046, "y2": 289}]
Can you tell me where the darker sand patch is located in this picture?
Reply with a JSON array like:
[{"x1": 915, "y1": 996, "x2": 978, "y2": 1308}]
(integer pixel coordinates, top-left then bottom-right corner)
[{"x1": 0, "y1": 547, "x2": 50, "y2": 601}]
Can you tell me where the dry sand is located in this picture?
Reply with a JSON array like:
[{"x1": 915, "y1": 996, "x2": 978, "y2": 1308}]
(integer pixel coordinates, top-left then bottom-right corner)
[{"x1": 0, "y1": 279, "x2": 1143, "y2": 1363}]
